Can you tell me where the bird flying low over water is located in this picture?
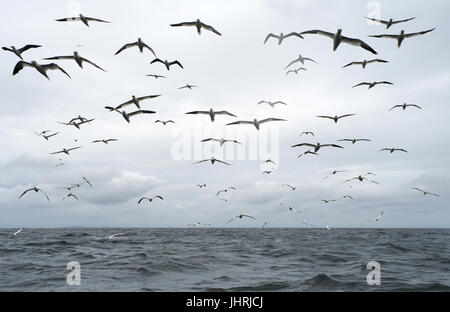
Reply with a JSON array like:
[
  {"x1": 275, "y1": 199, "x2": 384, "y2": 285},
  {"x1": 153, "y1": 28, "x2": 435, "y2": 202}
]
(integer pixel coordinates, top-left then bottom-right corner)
[
  {"x1": 343, "y1": 59, "x2": 388, "y2": 69},
  {"x1": 19, "y1": 187, "x2": 49, "y2": 201},
  {"x1": 375, "y1": 210, "x2": 384, "y2": 222},
  {"x1": 12, "y1": 228, "x2": 23, "y2": 237},
  {"x1": 338, "y1": 138, "x2": 371, "y2": 144},
  {"x1": 108, "y1": 233, "x2": 125, "y2": 239},
  {"x1": 43, "y1": 51, "x2": 106, "y2": 71},
  {"x1": 410, "y1": 187, "x2": 439, "y2": 197},
  {"x1": 151, "y1": 58, "x2": 183, "y2": 70},
  {"x1": 92, "y1": 139, "x2": 118, "y2": 144},
  {"x1": 113, "y1": 94, "x2": 161, "y2": 110},
  {"x1": 193, "y1": 157, "x2": 230, "y2": 166},
  {"x1": 264, "y1": 32, "x2": 304, "y2": 44},
  {"x1": 50, "y1": 146, "x2": 83, "y2": 155},
  {"x1": 105, "y1": 107, "x2": 156, "y2": 123},
  {"x1": 226, "y1": 118, "x2": 286, "y2": 130},
  {"x1": 186, "y1": 108, "x2": 237, "y2": 122},
  {"x1": 285, "y1": 54, "x2": 317, "y2": 68},
  {"x1": 353, "y1": 81, "x2": 393, "y2": 89},
  {"x1": 365, "y1": 16, "x2": 415, "y2": 29},
  {"x1": 286, "y1": 67, "x2": 307, "y2": 75},
  {"x1": 13, "y1": 61, "x2": 71, "y2": 80},
  {"x1": 115, "y1": 38, "x2": 156, "y2": 57},
  {"x1": 155, "y1": 120, "x2": 175, "y2": 125},
  {"x1": 227, "y1": 214, "x2": 256, "y2": 224},
  {"x1": 2, "y1": 44, "x2": 41, "y2": 59},
  {"x1": 292, "y1": 142, "x2": 343, "y2": 152},
  {"x1": 138, "y1": 195, "x2": 164, "y2": 204},
  {"x1": 326, "y1": 224, "x2": 332, "y2": 231},
  {"x1": 257, "y1": 100, "x2": 287, "y2": 107},
  {"x1": 379, "y1": 148, "x2": 408, "y2": 153},
  {"x1": 300, "y1": 29, "x2": 377, "y2": 54},
  {"x1": 280, "y1": 203, "x2": 300, "y2": 214},
  {"x1": 389, "y1": 103, "x2": 422, "y2": 111},
  {"x1": 170, "y1": 19, "x2": 221, "y2": 36},
  {"x1": 316, "y1": 114, "x2": 355, "y2": 123},
  {"x1": 368, "y1": 28, "x2": 435, "y2": 47},
  {"x1": 201, "y1": 138, "x2": 242, "y2": 146}
]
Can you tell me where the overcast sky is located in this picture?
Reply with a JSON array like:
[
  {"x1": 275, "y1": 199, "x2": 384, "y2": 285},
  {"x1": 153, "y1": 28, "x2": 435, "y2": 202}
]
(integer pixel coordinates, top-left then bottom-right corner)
[{"x1": 0, "y1": 0, "x2": 448, "y2": 228}]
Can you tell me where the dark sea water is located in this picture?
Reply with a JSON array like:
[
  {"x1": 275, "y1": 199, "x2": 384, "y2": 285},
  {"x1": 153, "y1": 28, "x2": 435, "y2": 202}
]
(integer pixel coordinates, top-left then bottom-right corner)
[{"x1": 1, "y1": 228, "x2": 449, "y2": 292}]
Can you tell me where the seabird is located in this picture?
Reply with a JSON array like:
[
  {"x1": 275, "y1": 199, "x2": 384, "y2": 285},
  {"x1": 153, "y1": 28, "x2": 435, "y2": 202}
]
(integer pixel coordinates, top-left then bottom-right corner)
[
  {"x1": 389, "y1": 103, "x2": 422, "y2": 111},
  {"x1": 186, "y1": 108, "x2": 237, "y2": 122},
  {"x1": 368, "y1": 28, "x2": 435, "y2": 47},
  {"x1": 262, "y1": 159, "x2": 276, "y2": 165},
  {"x1": 115, "y1": 38, "x2": 156, "y2": 56},
  {"x1": 285, "y1": 54, "x2": 317, "y2": 68},
  {"x1": 35, "y1": 130, "x2": 52, "y2": 136},
  {"x1": 216, "y1": 187, "x2": 236, "y2": 196},
  {"x1": 326, "y1": 224, "x2": 332, "y2": 231},
  {"x1": 201, "y1": 138, "x2": 242, "y2": 146},
  {"x1": 297, "y1": 150, "x2": 319, "y2": 158},
  {"x1": 197, "y1": 184, "x2": 207, "y2": 188},
  {"x1": 282, "y1": 184, "x2": 296, "y2": 191},
  {"x1": 344, "y1": 175, "x2": 380, "y2": 184},
  {"x1": 343, "y1": 195, "x2": 354, "y2": 200},
  {"x1": 138, "y1": 195, "x2": 164, "y2": 204},
  {"x1": 323, "y1": 170, "x2": 348, "y2": 180},
  {"x1": 286, "y1": 67, "x2": 307, "y2": 75},
  {"x1": 410, "y1": 187, "x2": 439, "y2": 197},
  {"x1": 50, "y1": 146, "x2": 82, "y2": 155},
  {"x1": 193, "y1": 157, "x2": 230, "y2": 166},
  {"x1": 188, "y1": 222, "x2": 201, "y2": 227},
  {"x1": 108, "y1": 233, "x2": 125, "y2": 239},
  {"x1": 113, "y1": 94, "x2": 161, "y2": 110},
  {"x1": 300, "y1": 29, "x2": 377, "y2": 54},
  {"x1": 40, "y1": 132, "x2": 59, "y2": 141},
  {"x1": 170, "y1": 19, "x2": 221, "y2": 36},
  {"x1": 375, "y1": 210, "x2": 384, "y2": 222},
  {"x1": 13, "y1": 61, "x2": 71, "y2": 80},
  {"x1": 179, "y1": 84, "x2": 198, "y2": 90},
  {"x1": 92, "y1": 139, "x2": 118, "y2": 144},
  {"x1": 262, "y1": 170, "x2": 273, "y2": 175},
  {"x1": 365, "y1": 16, "x2": 415, "y2": 29},
  {"x1": 226, "y1": 118, "x2": 286, "y2": 130},
  {"x1": 264, "y1": 32, "x2": 304, "y2": 44},
  {"x1": 19, "y1": 187, "x2": 49, "y2": 201},
  {"x1": 343, "y1": 59, "x2": 388, "y2": 68},
  {"x1": 82, "y1": 177, "x2": 93, "y2": 187},
  {"x1": 303, "y1": 219, "x2": 313, "y2": 226},
  {"x1": 12, "y1": 228, "x2": 23, "y2": 237},
  {"x1": 227, "y1": 214, "x2": 256, "y2": 224},
  {"x1": 353, "y1": 81, "x2": 393, "y2": 89},
  {"x1": 2, "y1": 44, "x2": 41, "y2": 59},
  {"x1": 64, "y1": 193, "x2": 78, "y2": 200},
  {"x1": 257, "y1": 100, "x2": 287, "y2": 107},
  {"x1": 379, "y1": 148, "x2": 408, "y2": 153},
  {"x1": 146, "y1": 74, "x2": 166, "y2": 79},
  {"x1": 292, "y1": 142, "x2": 343, "y2": 152},
  {"x1": 44, "y1": 51, "x2": 106, "y2": 71},
  {"x1": 262, "y1": 222, "x2": 268, "y2": 229},
  {"x1": 321, "y1": 199, "x2": 337, "y2": 204},
  {"x1": 299, "y1": 131, "x2": 314, "y2": 136},
  {"x1": 55, "y1": 14, "x2": 110, "y2": 27},
  {"x1": 316, "y1": 114, "x2": 355, "y2": 123},
  {"x1": 281, "y1": 203, "x2": 300, "y2": 214},
  {"x1": 150, "y1": 58, "x2": 183, "y2": 70},
  {"x1": 338, "y1": 138, "x2": 371, "y2": 144},
  {"x1": 155, "y1": 120, "x2": 175, "y2": 125},
  {"x1": 106, "y1": 107, "x2": 156, "y2": 123}
]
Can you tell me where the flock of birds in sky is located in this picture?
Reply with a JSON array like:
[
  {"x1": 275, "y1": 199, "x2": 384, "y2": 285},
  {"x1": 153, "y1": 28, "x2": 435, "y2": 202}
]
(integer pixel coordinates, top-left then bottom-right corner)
[{"x1": 3, "y1": 11, "x2": 441, "y2": 237}]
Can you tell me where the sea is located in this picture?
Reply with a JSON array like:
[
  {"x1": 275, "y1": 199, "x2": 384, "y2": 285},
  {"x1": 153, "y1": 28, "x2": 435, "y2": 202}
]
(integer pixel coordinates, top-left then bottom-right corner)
[{"x1": 1, "y1": 228, "x2": 449, "y2": 291}]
